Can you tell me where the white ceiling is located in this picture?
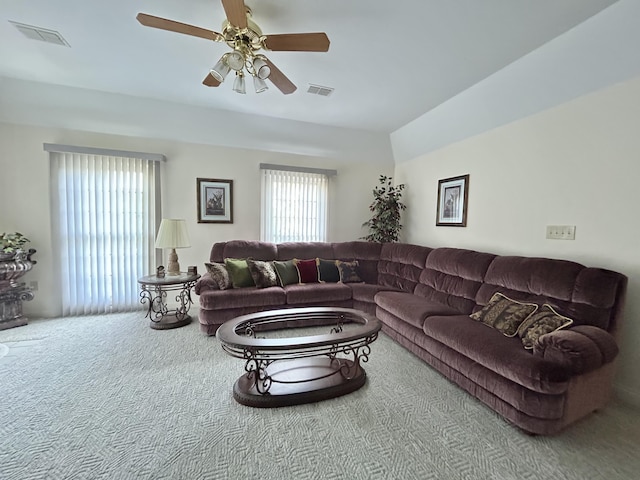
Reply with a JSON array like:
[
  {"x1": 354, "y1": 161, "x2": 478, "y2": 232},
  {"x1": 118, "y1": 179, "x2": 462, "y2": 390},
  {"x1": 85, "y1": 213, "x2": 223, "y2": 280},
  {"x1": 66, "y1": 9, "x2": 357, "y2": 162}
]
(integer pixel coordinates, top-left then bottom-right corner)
[{"x1": 0, "y1": 0, "x2": 620, "y2": 134}]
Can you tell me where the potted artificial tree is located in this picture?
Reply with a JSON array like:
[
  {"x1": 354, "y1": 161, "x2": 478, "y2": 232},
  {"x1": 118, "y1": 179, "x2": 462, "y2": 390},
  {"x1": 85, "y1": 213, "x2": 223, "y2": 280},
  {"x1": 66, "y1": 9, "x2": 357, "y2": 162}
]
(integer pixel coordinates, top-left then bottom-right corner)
[{"x1": 361, "y1": 175, "x2": 407, "y2": 243}]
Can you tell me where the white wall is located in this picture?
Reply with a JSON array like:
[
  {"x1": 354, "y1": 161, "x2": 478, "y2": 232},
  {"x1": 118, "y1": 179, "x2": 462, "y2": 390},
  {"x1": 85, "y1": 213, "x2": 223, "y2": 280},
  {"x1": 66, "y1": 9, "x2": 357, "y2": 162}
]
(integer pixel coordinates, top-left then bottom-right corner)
[
  {"x1": 391, "y1": 0, "x2": 640, "y2": 163},
  {"x1": 0, "y1": 122, "x2": 392, "y2": 319},
  {"x1": 393, "y1": 75, "x2": 640, "y2": 405}
]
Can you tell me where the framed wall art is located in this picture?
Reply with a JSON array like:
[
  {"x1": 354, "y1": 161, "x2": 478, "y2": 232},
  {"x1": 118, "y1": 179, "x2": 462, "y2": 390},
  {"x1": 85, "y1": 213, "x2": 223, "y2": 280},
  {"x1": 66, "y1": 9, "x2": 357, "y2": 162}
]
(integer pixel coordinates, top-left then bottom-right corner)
[
  {"x1": 197, "y1": 178, "x2": 233, "y2": 224},
  {"x1": 436, "y1": 174, "x2": 469, "y2": 227}
]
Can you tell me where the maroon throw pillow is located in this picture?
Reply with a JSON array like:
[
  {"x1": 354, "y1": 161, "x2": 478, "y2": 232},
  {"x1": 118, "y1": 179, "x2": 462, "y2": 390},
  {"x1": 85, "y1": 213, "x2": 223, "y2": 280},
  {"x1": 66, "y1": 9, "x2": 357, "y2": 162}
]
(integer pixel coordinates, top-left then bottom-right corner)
[{"x1": 295, "y1": 259, "x2": 319, "y2": 284}]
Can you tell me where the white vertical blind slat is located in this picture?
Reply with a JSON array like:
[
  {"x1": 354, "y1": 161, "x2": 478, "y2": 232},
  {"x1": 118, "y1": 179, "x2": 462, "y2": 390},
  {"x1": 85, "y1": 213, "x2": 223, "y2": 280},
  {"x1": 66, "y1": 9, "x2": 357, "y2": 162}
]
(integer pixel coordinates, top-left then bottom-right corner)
[
  {"x1": 260, "y1": 168, "x2": 328, "y2": 243},
  {"x1": 51, "y1": 151, "x2": 157, "y2": 315}
]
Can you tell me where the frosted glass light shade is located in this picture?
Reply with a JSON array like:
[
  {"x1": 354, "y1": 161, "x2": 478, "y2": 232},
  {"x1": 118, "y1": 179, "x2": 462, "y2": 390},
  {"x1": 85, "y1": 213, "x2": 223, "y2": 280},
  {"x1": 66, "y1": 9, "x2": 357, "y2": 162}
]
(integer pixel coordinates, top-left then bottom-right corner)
[
  {"x1": 253, "y1": 76, "x2": 268, "y2": 93},
  {"x1": 155, "y1": 219, "x2": 190, "y2": 249},
  {"x1": 227, "y1": 50, "x2": 245, "y2": 71},
  {"x1": 233, "y1": 73, "x2": 246, "y2": 94},
  {"x1": 253, "y1": 56, "x2": 271, "y2": 79},
  {"x1": 210, "y1": 56, "x2": 231, "y2": 82}
]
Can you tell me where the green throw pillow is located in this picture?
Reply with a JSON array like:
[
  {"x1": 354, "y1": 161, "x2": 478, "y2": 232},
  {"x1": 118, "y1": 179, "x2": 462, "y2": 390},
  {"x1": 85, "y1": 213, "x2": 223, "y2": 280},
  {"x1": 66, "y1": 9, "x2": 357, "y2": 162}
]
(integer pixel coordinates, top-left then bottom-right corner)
[
  {"x1": 273, "y1": 260, "x2": 299, "y2": 286},
  {"x1": 224, "y1": 258, "x2": 255, "y2": 288}
]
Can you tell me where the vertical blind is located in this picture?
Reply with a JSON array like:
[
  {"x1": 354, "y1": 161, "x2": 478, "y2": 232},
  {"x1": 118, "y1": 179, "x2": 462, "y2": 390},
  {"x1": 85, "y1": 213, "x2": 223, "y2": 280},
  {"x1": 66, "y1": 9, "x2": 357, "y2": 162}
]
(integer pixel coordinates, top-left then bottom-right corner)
[
  {"x1": 49, "y1": 149, "x2": 159, "y2": 316},
  {"x1": 261, "y1": 168, "x2": 329, "y2": 243}
]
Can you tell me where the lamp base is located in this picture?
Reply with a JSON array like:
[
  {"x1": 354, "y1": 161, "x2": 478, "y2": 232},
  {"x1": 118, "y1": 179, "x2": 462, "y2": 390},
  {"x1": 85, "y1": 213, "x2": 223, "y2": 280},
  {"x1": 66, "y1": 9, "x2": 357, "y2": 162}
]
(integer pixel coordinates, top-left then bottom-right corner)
[{"x1": 167, "y1": 248, "x2": 180, "y2": 275}]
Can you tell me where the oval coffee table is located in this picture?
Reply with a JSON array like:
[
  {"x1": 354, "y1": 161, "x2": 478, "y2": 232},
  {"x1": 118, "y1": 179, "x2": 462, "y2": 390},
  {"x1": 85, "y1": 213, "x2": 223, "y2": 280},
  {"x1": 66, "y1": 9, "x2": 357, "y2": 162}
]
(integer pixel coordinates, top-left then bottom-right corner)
[{"x1": 217, "y1": 307, "x2": 381, "y2": 407}]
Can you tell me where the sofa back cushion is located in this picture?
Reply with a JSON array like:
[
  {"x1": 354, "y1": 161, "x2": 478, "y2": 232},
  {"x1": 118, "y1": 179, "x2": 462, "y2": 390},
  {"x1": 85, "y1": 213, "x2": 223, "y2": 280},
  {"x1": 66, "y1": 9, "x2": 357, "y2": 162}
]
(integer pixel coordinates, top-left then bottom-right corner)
[
  {"x1": 475, "y1": 256, "x2": 627, "y2": 334},
  {"x1": 210, "y1": 240, "x2": 277, "y2": 262},
  {"x1": 378, "y1": 243, "x2": 432, "y2": 292},
  {"x1": 332, "y1": 241, "x2": 381, "y2": 284},
  {"x1": 277, "y1": 242, "x2": 334, "y2": 261},
  {"x1": 415, "y1": 248, "x2": 496, "y2": 314}
]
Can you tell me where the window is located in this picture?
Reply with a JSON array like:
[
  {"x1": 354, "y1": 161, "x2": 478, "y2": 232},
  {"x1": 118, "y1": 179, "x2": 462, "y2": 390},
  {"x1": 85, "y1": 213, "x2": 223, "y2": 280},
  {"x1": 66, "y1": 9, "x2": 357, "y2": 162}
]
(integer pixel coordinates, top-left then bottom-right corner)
[
  {"x1": 46, "y1": 144, "x2": 162, "y2": 316},
  {"x1": 260, "y1": 165, "x2": 335, "y2": 243}
]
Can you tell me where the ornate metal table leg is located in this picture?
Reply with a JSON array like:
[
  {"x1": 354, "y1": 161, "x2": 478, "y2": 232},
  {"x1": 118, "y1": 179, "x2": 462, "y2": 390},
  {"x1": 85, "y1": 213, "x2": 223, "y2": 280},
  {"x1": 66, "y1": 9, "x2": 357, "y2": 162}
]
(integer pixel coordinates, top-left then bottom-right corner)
[
  {"x1": 139, "y1": 285, "x2": 167, "y2": 323},
  {"x1": 174, "y1": 281, "x2": 195, "y2": 321},
  {"x1": 244, "y1": 350, "x2": 273, "y2": 395}
]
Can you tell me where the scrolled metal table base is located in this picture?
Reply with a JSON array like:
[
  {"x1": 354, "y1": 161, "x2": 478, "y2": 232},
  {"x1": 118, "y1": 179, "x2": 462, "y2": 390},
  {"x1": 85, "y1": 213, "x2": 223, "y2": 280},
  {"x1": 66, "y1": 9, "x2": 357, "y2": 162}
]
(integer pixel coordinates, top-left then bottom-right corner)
[
  {"x1": 218, "y1": 307, "x2": 381, "y2": 408},
  {"x1": 138, "y1": 274, "x2": 199, "y2": 330}
]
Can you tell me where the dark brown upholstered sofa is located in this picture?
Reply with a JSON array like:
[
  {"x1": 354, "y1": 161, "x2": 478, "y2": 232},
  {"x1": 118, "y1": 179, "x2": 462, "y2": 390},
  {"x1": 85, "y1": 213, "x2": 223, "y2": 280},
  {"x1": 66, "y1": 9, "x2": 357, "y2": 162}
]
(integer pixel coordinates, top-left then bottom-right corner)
[{"x1": 194, "y1": 240, "x2": 627, "y2": 435}]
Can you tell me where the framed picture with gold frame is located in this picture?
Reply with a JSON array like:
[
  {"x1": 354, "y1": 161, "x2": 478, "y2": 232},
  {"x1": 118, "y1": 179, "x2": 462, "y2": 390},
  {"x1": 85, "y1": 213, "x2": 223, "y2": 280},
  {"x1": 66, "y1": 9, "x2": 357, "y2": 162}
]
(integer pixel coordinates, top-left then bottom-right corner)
[
  {"x1": 436, "y1": 174, "x2": 469, "y2": 227},
  {"x1": 197, "y1": 178, "x2": 233, "y2": 223}
]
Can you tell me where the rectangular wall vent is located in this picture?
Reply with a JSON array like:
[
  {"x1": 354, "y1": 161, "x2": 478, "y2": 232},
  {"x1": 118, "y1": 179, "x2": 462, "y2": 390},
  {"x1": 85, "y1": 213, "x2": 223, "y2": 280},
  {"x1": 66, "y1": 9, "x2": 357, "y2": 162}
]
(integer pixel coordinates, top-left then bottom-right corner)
[
  {"x1": 307, "y1": 84, "x2": 334, "y2": 97},
  {"x1": 9, "y1": 21, "x2": 70, "y2": 46}
]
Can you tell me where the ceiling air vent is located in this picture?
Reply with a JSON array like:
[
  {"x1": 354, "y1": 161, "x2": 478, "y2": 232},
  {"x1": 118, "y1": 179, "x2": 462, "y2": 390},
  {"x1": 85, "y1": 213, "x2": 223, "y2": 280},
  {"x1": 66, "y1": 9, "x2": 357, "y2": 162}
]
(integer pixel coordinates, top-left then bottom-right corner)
[
  {"x1": 10, "y1": 21, "x2": 70, "y2": 46},
  {"x1": 307, "y1": 84, "x2": 334, "y2": 97}
]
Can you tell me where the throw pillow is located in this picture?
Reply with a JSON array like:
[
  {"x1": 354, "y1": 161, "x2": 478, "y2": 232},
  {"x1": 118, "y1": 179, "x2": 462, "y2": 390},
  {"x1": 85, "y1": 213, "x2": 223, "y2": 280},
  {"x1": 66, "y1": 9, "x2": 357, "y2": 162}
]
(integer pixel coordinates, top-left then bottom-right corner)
[
  {"x1": 517, "y1": 304, "x2": 574, "y2": 349},
  {"x1": 295, "y1": 258, "x2": 319, "y2": 284},
  {"x1": 246, "y1": 259, "x2": 278, "y2": 288},
  {"x1": 204, "y1": 262, "x2": 231, "y2": 290},
  {"x1": 273, "y1": 260, "x2": 300, "y2": 286},
  {"x1": 336, "y1": 260, "x2": 363, "y2": 283},
  {"x1": 317, "y1": 258, "x2": 340, "y2": 283},
  {"x1": 470, "y1": 292, "x2": 538, "y2": 337},
  {"x1": 224, "y1": 258, "x2": 255, "y2": 288}
]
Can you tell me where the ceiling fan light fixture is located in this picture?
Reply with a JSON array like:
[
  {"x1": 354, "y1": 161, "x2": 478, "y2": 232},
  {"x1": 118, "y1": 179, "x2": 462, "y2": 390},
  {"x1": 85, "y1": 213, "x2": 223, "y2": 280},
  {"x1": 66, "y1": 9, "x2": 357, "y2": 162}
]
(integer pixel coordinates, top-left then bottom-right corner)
[
  {"x1": 210, "y1": 55, "x2": 231, "y2": 82},
  {"x1": 227, "y1": 50, "x2": 245, "y2": 71},
  {"x1": 233, "y1": 72, "x2": 246, "y2": 94},
  {"x1": 253, "y1": 56, "x2": 271, "y2": 80},
  {"x1": 253, "y1": 75, "x2": 269, "y2": 94}
]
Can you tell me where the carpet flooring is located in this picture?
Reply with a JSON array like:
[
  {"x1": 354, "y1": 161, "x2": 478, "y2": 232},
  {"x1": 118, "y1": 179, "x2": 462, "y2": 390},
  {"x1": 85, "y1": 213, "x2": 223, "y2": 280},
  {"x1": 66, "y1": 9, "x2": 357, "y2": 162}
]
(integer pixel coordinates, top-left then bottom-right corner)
[{"x1": 1, "y1": 311, "x2": 639, "y2": 480}]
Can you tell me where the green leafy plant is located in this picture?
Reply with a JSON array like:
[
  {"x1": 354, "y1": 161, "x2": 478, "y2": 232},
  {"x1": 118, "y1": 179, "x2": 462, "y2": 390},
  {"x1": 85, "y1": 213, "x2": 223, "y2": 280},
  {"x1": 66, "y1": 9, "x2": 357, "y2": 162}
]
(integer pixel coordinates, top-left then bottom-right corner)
[
  {"x1": 0, "y1": 232, "x2": 30, "y2": 254},
  {"x1": 361, "y1": 175, "x2": 407, "y2": 243}
]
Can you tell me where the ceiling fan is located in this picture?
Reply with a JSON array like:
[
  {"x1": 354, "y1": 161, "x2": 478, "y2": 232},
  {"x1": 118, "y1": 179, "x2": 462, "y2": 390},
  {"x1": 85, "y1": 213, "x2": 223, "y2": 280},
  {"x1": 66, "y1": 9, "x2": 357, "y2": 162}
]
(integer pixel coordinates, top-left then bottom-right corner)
[{"x1": 137, "y1": 0, "x2": 330, "y2": 95}]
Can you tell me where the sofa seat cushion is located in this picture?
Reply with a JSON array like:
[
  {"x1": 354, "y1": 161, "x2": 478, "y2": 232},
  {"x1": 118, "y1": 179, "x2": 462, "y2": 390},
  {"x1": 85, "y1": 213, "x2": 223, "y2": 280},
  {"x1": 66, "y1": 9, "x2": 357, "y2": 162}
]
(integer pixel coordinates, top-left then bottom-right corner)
[
  {"x1": 284, "y1": 283, "x2": 352, "y2": 305},
  {"x1": 422, "y1": 315, "x2": 571, "y2": 394},
  {"x1": 349, "y1": 283, "x2": 400, "y2": 303},
  {"x1": 199, "y1": 286, "x2": 285, "y2": 310},
  {"x1": 375, "y1": 291, "x2": 461, "y2": 330}
]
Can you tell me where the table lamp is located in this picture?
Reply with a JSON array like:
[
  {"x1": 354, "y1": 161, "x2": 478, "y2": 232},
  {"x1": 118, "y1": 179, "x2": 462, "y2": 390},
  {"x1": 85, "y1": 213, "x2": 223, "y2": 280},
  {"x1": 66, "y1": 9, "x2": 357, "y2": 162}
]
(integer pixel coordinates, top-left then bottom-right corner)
[{"x1": 155, "y1": 219, "x2": 190, "y2": 275}]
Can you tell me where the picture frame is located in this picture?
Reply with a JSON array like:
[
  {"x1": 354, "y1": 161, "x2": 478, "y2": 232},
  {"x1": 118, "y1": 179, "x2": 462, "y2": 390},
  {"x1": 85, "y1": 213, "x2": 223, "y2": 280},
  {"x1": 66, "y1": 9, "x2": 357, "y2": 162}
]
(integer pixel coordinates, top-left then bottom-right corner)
[
  {"x1": 197, "y1": 178, "x2": 233, "y2": 224},
  {"x1": 436, "y1": 174, "x2": 469, "y2": 227}
]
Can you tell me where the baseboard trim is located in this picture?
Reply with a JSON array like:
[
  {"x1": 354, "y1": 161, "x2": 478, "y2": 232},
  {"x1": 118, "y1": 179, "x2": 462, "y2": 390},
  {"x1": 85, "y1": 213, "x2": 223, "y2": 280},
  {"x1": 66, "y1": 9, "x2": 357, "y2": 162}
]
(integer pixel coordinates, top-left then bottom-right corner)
[{"x1": 614, "y1": 383, "x2": 640, "y2": 408}]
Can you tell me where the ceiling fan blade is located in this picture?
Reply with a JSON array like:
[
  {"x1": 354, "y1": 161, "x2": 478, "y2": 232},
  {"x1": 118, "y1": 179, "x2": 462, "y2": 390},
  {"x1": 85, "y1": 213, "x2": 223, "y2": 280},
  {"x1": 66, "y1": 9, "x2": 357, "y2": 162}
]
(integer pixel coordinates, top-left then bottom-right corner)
[
  {"x1": 136, "y1": 13, "x2": 224, "y2": 42},
  {"x1": 202, "y1": 73, "x2": 221, "y2": 87},
  {"x1": 263, "y1": 33, "x2": 330, "y2": 52},
  {"x1": 221, "y1": 0, "x2": 248, "y2": 29},
  {"x1": 264, "y1": 58, "x2": 297, "y2": 95}
]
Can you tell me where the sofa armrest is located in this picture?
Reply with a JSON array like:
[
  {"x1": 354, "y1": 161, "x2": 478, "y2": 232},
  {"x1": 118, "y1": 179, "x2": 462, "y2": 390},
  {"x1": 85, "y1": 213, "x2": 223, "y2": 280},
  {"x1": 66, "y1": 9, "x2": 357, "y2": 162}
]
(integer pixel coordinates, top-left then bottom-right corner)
[
  {"x1": 194, "y1": 272, "x2": 219, "y2": 295},
  {"x1": 533, "y1": 326, "x2": 619, "y2": 375}
]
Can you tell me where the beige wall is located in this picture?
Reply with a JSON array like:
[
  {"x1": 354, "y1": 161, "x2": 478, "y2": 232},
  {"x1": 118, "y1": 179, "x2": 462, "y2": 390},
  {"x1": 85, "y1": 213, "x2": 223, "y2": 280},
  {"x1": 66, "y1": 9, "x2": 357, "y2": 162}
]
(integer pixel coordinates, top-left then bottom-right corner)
[
  {"x1": 0, "y1": 122, "x2": 391, "y2": 319},
  {"x1": 394, "y1": 75, "x2": 640, "y2": 404}
]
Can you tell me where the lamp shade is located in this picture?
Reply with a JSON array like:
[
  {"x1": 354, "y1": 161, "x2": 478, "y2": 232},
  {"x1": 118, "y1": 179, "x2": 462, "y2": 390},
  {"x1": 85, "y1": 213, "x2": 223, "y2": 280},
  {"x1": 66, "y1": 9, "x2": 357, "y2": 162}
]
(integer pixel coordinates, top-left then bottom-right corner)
[{"x1": 155, "y1": 219, "x2": 190, "y2": 249}]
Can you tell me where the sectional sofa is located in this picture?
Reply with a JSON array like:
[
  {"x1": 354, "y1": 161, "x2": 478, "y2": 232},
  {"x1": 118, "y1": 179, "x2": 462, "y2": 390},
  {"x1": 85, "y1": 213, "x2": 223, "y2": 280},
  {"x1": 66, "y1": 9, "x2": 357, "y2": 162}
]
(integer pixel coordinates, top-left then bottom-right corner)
[{"x1": 194, "y1": 240, "x2": 627, "y2": 435}]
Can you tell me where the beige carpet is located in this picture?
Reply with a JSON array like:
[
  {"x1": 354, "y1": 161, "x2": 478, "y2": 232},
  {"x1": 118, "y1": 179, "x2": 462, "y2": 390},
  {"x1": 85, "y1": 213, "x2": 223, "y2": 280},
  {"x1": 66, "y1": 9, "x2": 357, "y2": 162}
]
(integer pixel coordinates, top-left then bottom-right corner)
[{"x1": 1, "y1": 311, "x2": 639, "y2": 480}]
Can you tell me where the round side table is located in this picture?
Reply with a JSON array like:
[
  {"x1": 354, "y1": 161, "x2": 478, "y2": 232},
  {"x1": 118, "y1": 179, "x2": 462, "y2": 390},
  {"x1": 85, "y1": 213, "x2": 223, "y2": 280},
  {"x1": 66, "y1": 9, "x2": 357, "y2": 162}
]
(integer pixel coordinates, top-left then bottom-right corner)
[{"x1": 138, "y1": 273, "x2": 200, "y2": 330}]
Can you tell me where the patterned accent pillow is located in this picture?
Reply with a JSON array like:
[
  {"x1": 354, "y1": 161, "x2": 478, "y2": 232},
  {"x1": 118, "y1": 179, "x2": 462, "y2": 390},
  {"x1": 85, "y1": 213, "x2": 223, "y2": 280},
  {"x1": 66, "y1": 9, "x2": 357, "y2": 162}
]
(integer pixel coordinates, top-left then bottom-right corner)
[
  {"x1": 470, "y1": 292, "x2": 538, "y2": 337},
  {"x1": 204, "y1": 262, "x2": 231, "y2": 290},
  {"x1": 246, "y1": 259, "x2": 278, "y2": 288},
  {"x1": 295, "y1": 258, "x2": 319, "y2": 284},
  {"x1": 316, "y1": 258, "x2": 340, "y2": 283},
  {"x1": 336, "y1": 260, "x2": 363, "y2": 283},
  {"x1": 273, "y1": 260, "x2": 299, "y2": 286},
  {"x1": 517, "y1": 304, "x2": 574, "y2": 349},
  {"x1": 224, "y1": 258, "x2": 255, "y2": 288}
]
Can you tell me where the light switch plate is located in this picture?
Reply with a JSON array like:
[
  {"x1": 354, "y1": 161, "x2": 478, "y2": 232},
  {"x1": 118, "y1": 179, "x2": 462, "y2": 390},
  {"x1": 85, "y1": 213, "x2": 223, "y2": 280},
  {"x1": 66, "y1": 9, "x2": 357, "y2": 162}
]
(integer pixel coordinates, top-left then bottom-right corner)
[{"x1": 546, "y1": 225, "x2": 576, "y2": 240}]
